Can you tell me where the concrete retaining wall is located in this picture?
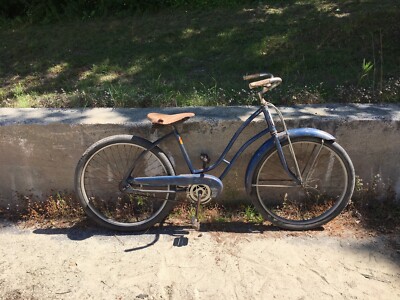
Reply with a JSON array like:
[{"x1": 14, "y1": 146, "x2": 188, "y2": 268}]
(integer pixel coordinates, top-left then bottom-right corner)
[{"x1": 1, "y1": 104, "x2": 399, "y2": 209}]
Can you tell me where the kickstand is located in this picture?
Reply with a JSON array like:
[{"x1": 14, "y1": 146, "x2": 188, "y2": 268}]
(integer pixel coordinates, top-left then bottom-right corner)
[{"x1": 190, "y1": 190, "x2": 202, "y2": 231}]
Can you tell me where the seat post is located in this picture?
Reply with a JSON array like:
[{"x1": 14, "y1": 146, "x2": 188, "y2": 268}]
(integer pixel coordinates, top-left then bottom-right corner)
[{"x1": 172, "y1": 126, "x2": 195, "y2": 173}]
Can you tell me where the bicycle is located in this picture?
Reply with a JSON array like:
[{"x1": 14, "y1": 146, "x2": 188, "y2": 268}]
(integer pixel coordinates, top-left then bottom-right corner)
[{"x1": 75, "y1": 73, "x2": 355, "y2": 231}]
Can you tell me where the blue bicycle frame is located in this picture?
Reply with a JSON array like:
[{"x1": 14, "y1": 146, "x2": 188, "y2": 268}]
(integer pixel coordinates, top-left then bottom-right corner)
[
  {"x1": 165, "y1": 106, "x2": 279, "y2": 179},
  {"x1": 126, "y1": 104, "x2": 299, "y2": 192},
  {"x1": 124, "y1": 103, "x2": 337, "y2": 199}
]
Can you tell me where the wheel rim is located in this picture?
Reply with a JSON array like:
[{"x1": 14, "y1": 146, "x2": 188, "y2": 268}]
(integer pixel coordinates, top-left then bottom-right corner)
[
  {"x1": 255, "y1": 141, "x2": 348, "y2": 225},
  {"x1": 80, "y1": 143, "x2": 170, "y2": 227}
]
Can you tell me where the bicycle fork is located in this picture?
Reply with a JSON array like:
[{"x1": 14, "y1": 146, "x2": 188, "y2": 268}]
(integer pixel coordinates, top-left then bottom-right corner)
[{"x1": 261, "y1": 104, "x2": 303, "y2": 185}]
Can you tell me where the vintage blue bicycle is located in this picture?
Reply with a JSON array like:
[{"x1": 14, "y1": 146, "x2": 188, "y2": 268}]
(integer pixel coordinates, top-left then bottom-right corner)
[{"x1": 75, "y1": 73, "x2": 355, "y2": 231}]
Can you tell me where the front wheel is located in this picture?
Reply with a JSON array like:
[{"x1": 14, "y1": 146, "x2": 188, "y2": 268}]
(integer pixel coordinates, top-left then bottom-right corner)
[
  {"x1": 251, "y1": 137, "x2": 355, "y2": 230},
  {"x1": 75, "y1": 135, "x2": 176, "y2": 231}
]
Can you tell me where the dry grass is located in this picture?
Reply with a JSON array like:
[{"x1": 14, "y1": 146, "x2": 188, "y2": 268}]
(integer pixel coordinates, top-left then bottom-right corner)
[{"x1": 1, "y1": 183, "x2": 398, "y2": 235}]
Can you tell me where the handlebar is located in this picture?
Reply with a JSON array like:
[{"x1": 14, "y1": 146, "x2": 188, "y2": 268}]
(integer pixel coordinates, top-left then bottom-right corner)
[
  {"x1": 243, "y1": 72, "x2": 282, "y2": 92},
  {"x1": 248, "y1": 77, "x2": 282, "y2": 90}
]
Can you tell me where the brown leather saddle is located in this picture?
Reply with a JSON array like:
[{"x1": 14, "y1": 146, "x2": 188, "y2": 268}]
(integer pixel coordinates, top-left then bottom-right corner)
[{"x1": 147, "y1": 112, "x2": 195, "y2": 125}]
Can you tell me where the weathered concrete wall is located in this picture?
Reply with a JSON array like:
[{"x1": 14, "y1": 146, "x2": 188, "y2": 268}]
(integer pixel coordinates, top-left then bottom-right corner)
[{"x1": 0, "y1": 104, "x2": 399, "y2": 209}]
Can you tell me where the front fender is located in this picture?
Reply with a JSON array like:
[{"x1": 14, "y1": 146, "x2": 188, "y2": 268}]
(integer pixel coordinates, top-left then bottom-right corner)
[{"x1": 244, "y1": 128, "x2": 335, "y2": 194}]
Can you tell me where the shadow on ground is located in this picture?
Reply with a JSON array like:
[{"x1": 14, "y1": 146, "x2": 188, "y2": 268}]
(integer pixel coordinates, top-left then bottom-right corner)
[{"x1": 31, "y1": 219, "x2": 326, "y2": 251}]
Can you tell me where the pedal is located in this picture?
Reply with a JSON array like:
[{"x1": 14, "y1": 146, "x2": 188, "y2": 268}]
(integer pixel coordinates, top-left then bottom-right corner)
[{"x1": 190, "y1": 216, "x2": 201, "y2": 231}]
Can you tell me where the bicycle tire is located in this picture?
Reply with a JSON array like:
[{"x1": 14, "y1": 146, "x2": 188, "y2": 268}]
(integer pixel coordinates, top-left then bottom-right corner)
[
  {"x1": 251, "y1": 137, "x2": 355, "y2": 230},
  {"x1": 75, "y1": 135, "x2": 176, "y2": 231}
]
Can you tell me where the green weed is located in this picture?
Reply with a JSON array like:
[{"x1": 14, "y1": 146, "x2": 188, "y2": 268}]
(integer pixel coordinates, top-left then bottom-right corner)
[
  {"x1": 350, "y1": 175, "x2": 399, "y2": 231},
  {"x1": 359, "y1": 59, "x2": 374, "y2": 84},
  {"x1": 242, "y1": 206, "x2": 264, "y2": 223},
  {"x1": 167, "y1": 202, "x2": 265, "y2": 225}
]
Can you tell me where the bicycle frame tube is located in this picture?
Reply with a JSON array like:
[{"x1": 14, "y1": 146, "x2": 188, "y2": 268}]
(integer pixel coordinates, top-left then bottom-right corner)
[
  {"x1": 194, "y1": 107, "x2": 265, "y2": 175},
  {"x1": 218, "y1": 127, "x2": 270, "y2": 180},
  {"x1": 171, "y1": 106, "x2": 275, "y2": 179},
  {"x1": 128, "y1": 105, "x2": 300, "y2": 184},
  {"x1": 172, "y1": 127, "x2": 196, "y2": 173}
]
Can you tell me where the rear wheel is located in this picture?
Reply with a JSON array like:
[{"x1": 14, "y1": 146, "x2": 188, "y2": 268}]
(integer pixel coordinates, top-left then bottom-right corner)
[
  {"x1": 75, "y1": 135, "x2": 176, "y2": 231},
  {"x1": 251, "y1": 137, "x2": 355, "y2": 230}
]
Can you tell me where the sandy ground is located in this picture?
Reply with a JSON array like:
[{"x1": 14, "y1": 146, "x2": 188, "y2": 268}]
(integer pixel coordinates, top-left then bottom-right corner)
[{"x1": 0, "y1": 221, "x2": 399, "y2": 300}]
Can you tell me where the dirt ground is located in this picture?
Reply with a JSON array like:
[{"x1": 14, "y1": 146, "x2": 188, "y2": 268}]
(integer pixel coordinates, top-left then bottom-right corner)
[{"x1": 0, "y1": 219, "x2": 399, "y2": 300}]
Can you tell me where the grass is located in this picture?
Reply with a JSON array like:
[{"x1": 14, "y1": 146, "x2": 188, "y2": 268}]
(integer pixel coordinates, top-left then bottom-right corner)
[
  {"x1": 0, "y1": 0, "x2": 399, "y2": 108},
  {"x1": 168, "y1": 202, "x2": 264, "y2": 225},
  {"x1": 0, "y1": 192, "x2": 84, "y2": 226},
  {"x1": 0, "y1": 193, "x2": 265, "y2": 228},
  {"x1": 349, "y1": 175, "x2": 400, "y2": 232},
  {"x1": 1, "y1": 183, "x2": 398, "y2": 233}
]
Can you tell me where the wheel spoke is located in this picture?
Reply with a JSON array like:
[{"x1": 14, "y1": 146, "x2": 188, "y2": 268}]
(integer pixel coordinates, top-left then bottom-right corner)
[
  {"x1": 302, "y1": 142, "x2": 324, "y2": 182},
  {"x1": 76, "y1": 137, "x2": 175, "y2": 231}
]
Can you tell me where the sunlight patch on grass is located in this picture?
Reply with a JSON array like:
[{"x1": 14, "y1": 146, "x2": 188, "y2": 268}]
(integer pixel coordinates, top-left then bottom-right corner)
[
  {"x1": 217, "y1": 28, "x2": 238, "y2": 39},
  {"x1": 99, "y1": 73, "x2": 120, "y2": 83},
  {"x1": 181, "y1": 28, "x2": 202, "y2": 39},
  {"x1": 263, "y1": 7, "x2": 285, "y2": 15},
  {"x1": 332, "y1": 11, "x2": 351, "y2": 18},
  {"x1": 47, "y1": 62, "x2": 68, "y2": 77},
  {"x1": 14, "y1": 93, "x2": 35, "y2": 108},
  {"x1": 11, "y1": 83, "x2": 26, "y2": 98},
  {"x1": 315, "y1": 2, "x2": 337, "y2": 13},
  {"x1": 79, "y1": 70, "x2": 92, "y2": 81},
  {"x1": 127, "y1": 65, "x2": 142, "y2": 76}
]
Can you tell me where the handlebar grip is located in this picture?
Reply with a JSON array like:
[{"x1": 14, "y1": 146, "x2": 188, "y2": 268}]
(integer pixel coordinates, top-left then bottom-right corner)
[
  {"x1": 243, "y1": 73, "x2": 262, "y2": 80},
  {"x1": 249, "y1": 77, "x2": 282, "y2": 89},
  {"x1": 243, "y1": 73, "x2": 273, "y2": 81}
]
